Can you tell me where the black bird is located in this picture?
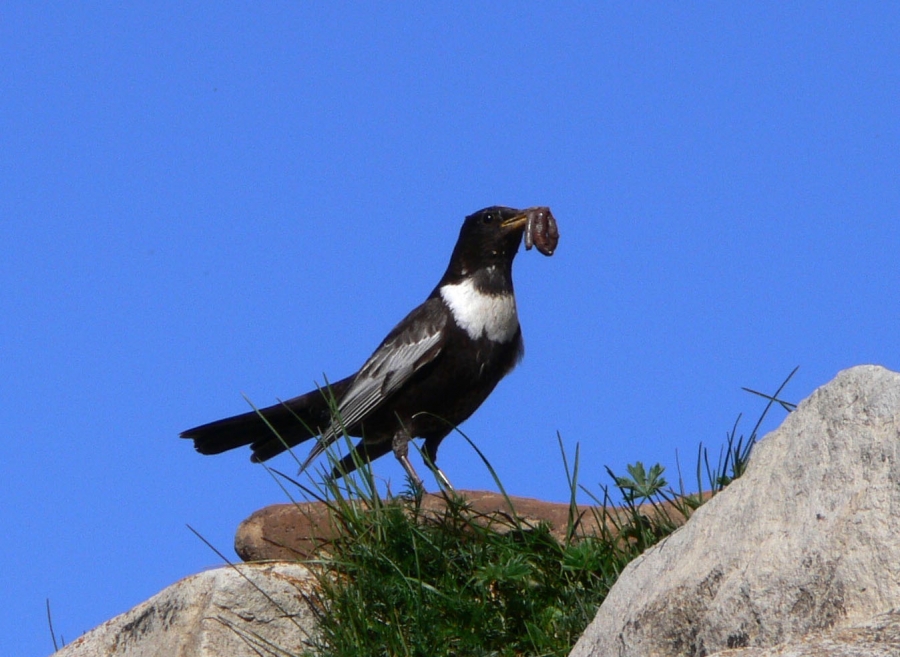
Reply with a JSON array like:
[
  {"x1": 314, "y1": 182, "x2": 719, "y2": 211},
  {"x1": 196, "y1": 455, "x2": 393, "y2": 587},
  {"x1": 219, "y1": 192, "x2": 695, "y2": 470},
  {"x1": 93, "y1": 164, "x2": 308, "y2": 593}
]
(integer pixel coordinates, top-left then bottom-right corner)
[{"x1": 181, "y1": 206, "x2": 537, "y2": 488}]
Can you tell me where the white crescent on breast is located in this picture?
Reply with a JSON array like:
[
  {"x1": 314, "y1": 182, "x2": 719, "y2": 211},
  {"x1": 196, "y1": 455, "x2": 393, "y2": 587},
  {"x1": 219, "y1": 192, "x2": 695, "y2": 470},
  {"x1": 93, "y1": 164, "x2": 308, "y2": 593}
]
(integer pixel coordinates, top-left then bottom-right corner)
[{"x1": 439, "y1": 279, "x2": 519, "y2": 343}]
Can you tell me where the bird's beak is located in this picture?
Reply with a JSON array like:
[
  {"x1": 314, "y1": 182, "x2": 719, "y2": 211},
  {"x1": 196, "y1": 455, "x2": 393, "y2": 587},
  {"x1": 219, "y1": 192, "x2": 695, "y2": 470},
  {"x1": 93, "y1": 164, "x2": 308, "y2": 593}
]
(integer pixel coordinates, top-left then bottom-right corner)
[{"x1": 500, "y1": 211, "x2": 529, "y2": 233}]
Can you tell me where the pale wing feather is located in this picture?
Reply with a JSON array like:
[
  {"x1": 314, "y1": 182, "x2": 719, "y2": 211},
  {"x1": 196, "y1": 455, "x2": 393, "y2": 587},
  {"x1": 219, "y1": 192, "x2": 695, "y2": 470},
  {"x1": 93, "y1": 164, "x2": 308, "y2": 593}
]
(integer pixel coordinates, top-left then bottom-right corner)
[
  {"x1": 299, "y1": 304, "x2": 447, "y2": 472},
  {"x1": 333, "y1": 334, "x2": 442, "y2": 433}
]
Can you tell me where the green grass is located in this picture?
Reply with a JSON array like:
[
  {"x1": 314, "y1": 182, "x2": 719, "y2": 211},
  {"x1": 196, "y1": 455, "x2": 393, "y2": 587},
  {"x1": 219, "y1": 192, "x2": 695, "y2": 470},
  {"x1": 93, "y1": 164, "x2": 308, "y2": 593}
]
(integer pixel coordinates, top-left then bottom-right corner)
[{"x1": 256, "y1": 369, "x2": 798, "y2": 657}]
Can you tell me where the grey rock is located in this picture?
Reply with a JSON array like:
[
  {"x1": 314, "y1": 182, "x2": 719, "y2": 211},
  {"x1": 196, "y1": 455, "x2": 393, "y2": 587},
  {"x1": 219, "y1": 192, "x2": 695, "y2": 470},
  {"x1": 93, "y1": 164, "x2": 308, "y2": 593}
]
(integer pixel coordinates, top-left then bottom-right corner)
[
  {"x1": 708, "y1": 610, "x2": 900, "y2": 656},
  {"x1": 53, "y1": 562, "x2": 320, "y2": 657},
  {"x1": 570, "y1": 365, "x2": 900, "y2": 657}
]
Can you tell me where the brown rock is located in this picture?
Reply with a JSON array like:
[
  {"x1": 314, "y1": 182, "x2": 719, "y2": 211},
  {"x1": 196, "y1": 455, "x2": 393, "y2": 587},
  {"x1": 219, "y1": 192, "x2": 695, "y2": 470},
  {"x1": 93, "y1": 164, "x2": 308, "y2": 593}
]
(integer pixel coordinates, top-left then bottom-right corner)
[{"x1": 234, "y1": 488, "x2": 701, "y2": 562}]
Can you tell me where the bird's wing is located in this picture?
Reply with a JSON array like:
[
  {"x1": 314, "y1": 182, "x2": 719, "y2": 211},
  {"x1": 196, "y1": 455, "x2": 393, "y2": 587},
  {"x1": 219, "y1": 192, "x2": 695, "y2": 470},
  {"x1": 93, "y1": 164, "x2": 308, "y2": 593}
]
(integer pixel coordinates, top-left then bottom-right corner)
[{"x1": 299, "y1": 298, "x2": 447, "y2": 472}]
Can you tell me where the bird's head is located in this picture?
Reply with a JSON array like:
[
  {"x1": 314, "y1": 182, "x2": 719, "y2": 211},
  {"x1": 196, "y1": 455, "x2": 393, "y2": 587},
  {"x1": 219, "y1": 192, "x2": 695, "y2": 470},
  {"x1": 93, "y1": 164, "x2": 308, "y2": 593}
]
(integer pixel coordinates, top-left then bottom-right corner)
[{"x1": 445, "y1": 206, "x2": 529, "y2": 277}]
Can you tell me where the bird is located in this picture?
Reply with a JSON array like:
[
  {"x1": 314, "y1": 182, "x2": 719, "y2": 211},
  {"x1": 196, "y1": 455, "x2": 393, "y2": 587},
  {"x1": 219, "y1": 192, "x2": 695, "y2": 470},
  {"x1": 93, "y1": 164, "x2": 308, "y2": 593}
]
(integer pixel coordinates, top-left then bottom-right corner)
[{"x1": 181, "y1": 206, "x2": 542, "y2": 489}]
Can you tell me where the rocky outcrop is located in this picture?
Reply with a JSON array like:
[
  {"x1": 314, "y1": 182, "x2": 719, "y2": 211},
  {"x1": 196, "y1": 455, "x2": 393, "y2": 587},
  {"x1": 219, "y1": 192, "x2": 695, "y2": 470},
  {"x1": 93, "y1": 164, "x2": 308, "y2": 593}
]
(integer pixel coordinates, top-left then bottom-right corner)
[
  {"x1": 570, "y1": 365, "x2": 900, "y2": 657},
  {"x1": 53, "y1": 562, "x2": 319, "y2": 657},
  {"x1": 54, "y1": 366, "x2": 900, "y2": 657}
]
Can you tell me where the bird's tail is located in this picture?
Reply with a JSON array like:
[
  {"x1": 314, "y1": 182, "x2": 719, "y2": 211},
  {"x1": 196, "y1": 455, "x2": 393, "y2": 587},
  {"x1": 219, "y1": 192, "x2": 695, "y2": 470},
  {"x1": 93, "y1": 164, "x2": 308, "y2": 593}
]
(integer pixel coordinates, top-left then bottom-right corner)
[{"x1": 180, "y1": 376, "x2": 354, "y2": 462}]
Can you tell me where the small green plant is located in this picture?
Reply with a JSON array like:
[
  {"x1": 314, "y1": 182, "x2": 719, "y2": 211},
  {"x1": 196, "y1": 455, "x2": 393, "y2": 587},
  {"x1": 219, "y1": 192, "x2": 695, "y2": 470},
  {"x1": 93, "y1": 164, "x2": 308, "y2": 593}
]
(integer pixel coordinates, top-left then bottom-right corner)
[
  {"x1": 298, "y1": 474, "x2": 615, "y2": 656},
  {"x1": 46, "y1": 599, "x2": 64, "y2": 653}
]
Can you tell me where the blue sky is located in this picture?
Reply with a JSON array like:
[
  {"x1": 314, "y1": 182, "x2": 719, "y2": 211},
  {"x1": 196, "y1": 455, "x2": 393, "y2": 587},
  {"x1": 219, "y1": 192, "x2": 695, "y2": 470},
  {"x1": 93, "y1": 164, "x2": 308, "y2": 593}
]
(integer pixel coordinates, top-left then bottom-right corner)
[{"x1": 3, "y1": 4, "x2": 899, "y2": 655}]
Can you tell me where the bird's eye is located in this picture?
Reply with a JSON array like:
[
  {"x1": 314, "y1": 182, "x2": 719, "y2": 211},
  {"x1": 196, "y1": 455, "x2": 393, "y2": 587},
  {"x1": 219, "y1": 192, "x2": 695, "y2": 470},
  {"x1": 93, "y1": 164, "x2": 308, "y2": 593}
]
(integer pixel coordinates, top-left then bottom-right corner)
[{"x1": 482, "y1": 213, "x2": 494, "y2": 224}]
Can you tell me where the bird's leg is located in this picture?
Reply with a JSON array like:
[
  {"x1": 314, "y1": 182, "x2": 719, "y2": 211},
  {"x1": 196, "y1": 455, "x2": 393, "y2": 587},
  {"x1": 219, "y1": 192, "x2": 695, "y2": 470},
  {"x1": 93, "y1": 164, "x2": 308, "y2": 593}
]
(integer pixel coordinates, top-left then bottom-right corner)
[
  {"x1": 392, "y1": 429, "x2": 424, "y2": 491},
  {"x1": 422, "y1": 437, "x2": 454, "y2": 491},
  {"x1": 433, "y1": 467, "x2": 454, "y2": 491}
]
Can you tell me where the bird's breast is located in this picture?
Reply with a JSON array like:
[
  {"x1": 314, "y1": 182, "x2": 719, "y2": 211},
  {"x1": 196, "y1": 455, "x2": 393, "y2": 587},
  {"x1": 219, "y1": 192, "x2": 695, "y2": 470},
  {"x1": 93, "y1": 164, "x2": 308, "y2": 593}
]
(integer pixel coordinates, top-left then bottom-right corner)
[{"x1": 439, "y1": 279, "x2": 519, "y2": 343}]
